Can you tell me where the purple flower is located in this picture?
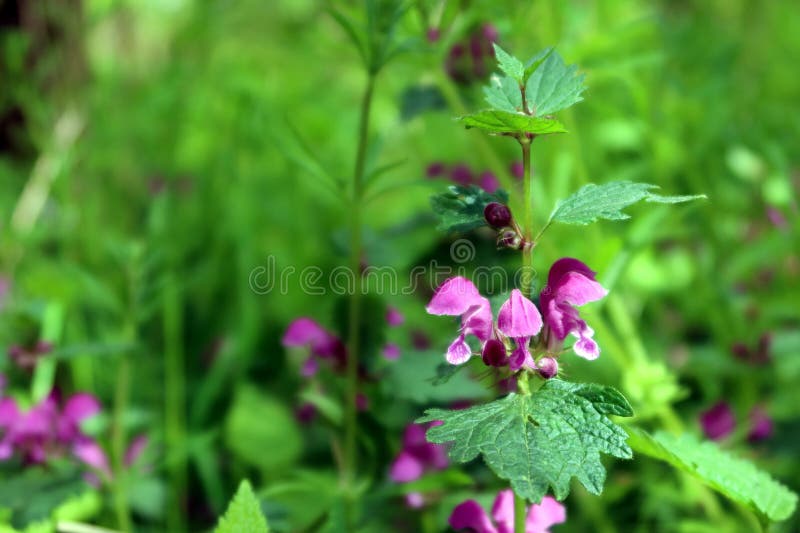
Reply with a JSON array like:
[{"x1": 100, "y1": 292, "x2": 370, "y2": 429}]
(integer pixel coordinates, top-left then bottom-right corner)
[
  {"x1": 451, "y1": 164, "x2": 474, "y2": 186},
  {"x1": 498, "y1": 289, "x2": 542, "y2": 371},
  {"x1": 540, "y1": 259, "x2": 607, "y2": 360},
  {"x1": 282, "y1": 317, "x2": 346, "y2": 375},
  {"x1": 426, "y1": 162, "x2": 446, "y2": 178},
  {"x1": 510, "y1": 161, "x2": 525, "y2": 180},
  {"x1": 0, "y1": 391, "x2": 105, "y2": 472},
  {"x1": 747, "y1": 406, "x2": 773, "y2": 442},
  {"x1": 449, "y1": 489, "x2": 566, "y2": 533},
  {"x1": 699, "y1": 402, "x2": 735, "y2": 441},
  {"x1": 426, "y1": 277, "x2": 493, "y2": 365},
  {"x1": 389, "y1": 422, "x2": 448, "y2": 483},
  {"x1": 386, "y1": 307, "x2": 405, "y2": 327},
  {"x1": 383, "y1": 343, "x2": 401, "y2": 360},
  {"x1": 479, "y1": 172, "x2": 499, "y2": 193}
]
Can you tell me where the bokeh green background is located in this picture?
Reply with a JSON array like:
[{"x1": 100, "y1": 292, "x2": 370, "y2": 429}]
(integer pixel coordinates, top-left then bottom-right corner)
[{"x1": 1, "y1": 0, "x2": 798, "y2": 531}]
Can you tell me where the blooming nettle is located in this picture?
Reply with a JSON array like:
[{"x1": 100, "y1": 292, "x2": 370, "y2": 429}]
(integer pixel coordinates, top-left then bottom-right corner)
[
  {"x1": 449, "y1": 489, "x2": 566, "y2": 533},
  {"x1": 426, "y1": 258, "x2": 607, "y2": 376}
]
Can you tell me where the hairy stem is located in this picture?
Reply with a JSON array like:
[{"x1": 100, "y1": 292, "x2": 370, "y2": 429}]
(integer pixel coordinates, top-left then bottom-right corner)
[{"x1": 343, "y1": 72, "x2": 376, "y2": 528}]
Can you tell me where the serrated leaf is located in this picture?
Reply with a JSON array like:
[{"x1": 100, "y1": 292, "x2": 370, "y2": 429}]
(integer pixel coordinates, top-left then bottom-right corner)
[
  {"x1": 483, "y1": 75, "x2": 522, "y2": 113},
  {"x1": 628, "y1": 429, "x2": 797, "y2": 523},
  {"x1": 430, "y1": 185, "x2": 509, "y2": 233},
  {"x1": 549, "y1": 181, "x2": 706, "y2": 225},
  {"x1": 492, "y1": 44, "x2": 525, "y2": 83},
  {"x1": 215, "y1": 480, "x2": 269, "y2": 533},
  {"x1": 418, "y1": 380, "x2": 633, "y2": 502},
  {"x1": 459, "y1": 110, "x2": 567, "y2": 136},
  {"x1": 524, "y1": 50, "x2": 586, "y2": 116},
  {"x1": 523, "y1": 47, "x2": 554, "y2": 81}
]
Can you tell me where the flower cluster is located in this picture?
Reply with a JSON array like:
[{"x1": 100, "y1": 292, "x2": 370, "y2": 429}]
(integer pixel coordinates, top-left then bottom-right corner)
[
  {"x1": 426, "y1": 258, "x2": 607, "y2": 377},
  {"x1": 445, "y1": 23, "x2": 499, "y2": 85},
  {"x1": 449, "y1": 489, "x2": 566, "y2": 533}
]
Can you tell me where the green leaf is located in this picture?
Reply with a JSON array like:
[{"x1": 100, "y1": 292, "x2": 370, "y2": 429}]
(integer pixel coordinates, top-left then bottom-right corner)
[
  {"x1": 224, "y1": 385, "x2": 302, "y2": 472},
  {"x1": 430, "y1": 185, "x2": 509, "y2": 233},
  {"x1": 215, "y1": 480, "x2": 269, "y2": 533},
  {"x1": 418, "y1": 380, "x2": 633, "y2": 501},
  {"x1": 549, "y1": 181, "x2": 706, "y2": 225},
  {"x1": 483, "y1": 75, "x2": 522, "y2": 113},
  {"x1": 523, "y1": 47, "x2": 554, "y2": 81},
  {"x1": 384, "y1": 351, "x2": 489, "y2": 403},
  {"x1": 524, "y1": 50, "x2": 586, "y2": 116},
  {"x1": 492, "y1": 43, "x2": 525, "y2": 83},
  {"x1": 627, "y1": 429, "x2": 798, "y2": 523},
  {"x1": 459, "y1": 110, "x2": 567, "y2": 136}
]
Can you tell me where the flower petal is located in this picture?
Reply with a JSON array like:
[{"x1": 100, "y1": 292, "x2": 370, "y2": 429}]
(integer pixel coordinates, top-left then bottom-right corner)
[
  {"x1": 386, "y1": 307, "x2": 405, "y2": 327},
  {"x1": 555, "y1": 272, "x2": 607, "y2": 307},
  {"x1": 449, "y1": 499, "x2": 498, "y2": 533},
  {"x1": 509, "y1": 338, "x2": 535, "y2": 372},
  {"x1": 491, "y1": 489, "x2": 515, "y2": 533},
  {"x1": 426, "y1": 277, "x2": 483, "y2": 316},
  {"x1": 572, "y1": 327, "x2": 600, "y2": 360},
  {"x1": 73, "y1": 438, "x2": 111, "y2": 478},
  {"x1": 390, "y1": 450, "x2": 424, "y2": 482},
  {"x1": 700, "y1": 402, "x2": 735, "y2": 441},
  {"x1": 282, "y1": 317, "x2": 330, "y2": 347},
  {"x1": 526, "y1": 496, "x2": 566, "y2": 533},
  {"x1": 62, "y1": 393, "x2": 101, "y2": 424},
  {"x1": 498, "y1": 290, "x2": 543, "y2": 338},
  {"x1": 462, "y1": 298, "x2": 494, "y2": 342},
  {"x1": 446, "y1": 335, "x2": 473, "y2": 365}
]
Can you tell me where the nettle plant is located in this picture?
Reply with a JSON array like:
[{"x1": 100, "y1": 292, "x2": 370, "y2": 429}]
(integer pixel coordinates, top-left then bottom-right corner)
[{"x1": 417, "y1": 45, "x2": 797, "y2": 532}]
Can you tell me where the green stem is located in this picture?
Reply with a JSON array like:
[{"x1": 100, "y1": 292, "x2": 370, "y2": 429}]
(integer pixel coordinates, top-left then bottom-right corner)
[
  {"x1": 111, "y1": 355, "x2": 132, "y2": 533},
  {"x1": 520, "y1": 137, "x2": 533, "y2": 296},
  {"x1": 515, "y1": 136, "x2": 535, "y2": 533},
  {"x1": 514, "y1": 492, "x2": 527, "y2": 533},
  {"x1": 164, "y1": 277, "x2": 186, "y2": 533},
  {"x1": 343, "y1": 72, "x2": 376, "y2": 528}
]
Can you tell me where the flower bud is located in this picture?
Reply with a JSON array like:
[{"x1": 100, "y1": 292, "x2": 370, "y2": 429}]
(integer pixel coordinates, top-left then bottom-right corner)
[
  {"x1": 537, "y1": 357, "x2": 558, "y2": 379},
  {"x1": 481, "y1": 338, "x2": 508, "y2": 367},
  {"x1": 497, "y1": 229, "x2": 522, "y2": 250},
  {"x1": 484, "y1": 202, "x2": 512, "y2": 228}
]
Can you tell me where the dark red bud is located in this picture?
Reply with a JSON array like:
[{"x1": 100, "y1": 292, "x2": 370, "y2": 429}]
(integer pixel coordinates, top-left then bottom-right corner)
[
  {"x1": 484, "y1": 202, "x2": 512, "y2": 228},
  {"x1": 481, "y1": 338, "x2": 508, "y2": 367},
  {"x1": 537, "y1": 357, "x2": 558, "y2": 379}
]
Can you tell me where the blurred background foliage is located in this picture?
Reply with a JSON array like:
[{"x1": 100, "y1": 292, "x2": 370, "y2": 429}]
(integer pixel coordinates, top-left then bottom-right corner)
[{"x1": 0, "y1": 0, "x2": 798, "y2": 531}]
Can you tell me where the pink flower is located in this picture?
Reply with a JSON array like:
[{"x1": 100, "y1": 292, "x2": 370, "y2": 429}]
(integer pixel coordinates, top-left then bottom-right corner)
[
  {"x1": 747, "y1": 406, "x2": 773, "y2": 442},
  {"x1": 699, "y1": 402, "x2": 735, "y2": 441},
  {"x1": 389, "y1": 422, "x2": 448, "y2": 483},
  {"x1": 449, "y1": 490, "x2": 566, "y2": 533},
  {"x1": 540, "y1": 259, "x2": 607, "y2": 360},
  {"x1": 426, "y1": 277, "x2": 493, "y2": 365},
  {"x1": 383, "y1": 343, "x2": 401, "y2": 360},
  {"x1": 282, "y1": 318, "x2": 346, "y2": 376},
  {"x1": 386, "y1": 307, "x2": 405, "y2": 327},
  {"x1": 479, "y1": 172, "x2": 499, "y2": 193}
]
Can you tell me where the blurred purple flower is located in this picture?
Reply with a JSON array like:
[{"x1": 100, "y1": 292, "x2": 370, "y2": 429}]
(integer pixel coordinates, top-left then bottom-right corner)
[
  {"x1": 479, "y1": 171, "x2": 500, "y2": 193},
  {"x1": 386, "y1": 307, "x2": 405, "y2": 327},
  {"x1": 282, "y1": 318, "x2": 346, "y2": 375},
  {"x1": 540, "y1": 259, "x2": 607, "y2": 360},
  {"x1": 295, "y1": 402, "x2": 317, "y2": 425},
  {"x1": 383, "y1": 343, "x2": 401, "y2": 360},
  {"x1": 411, "y1": 329, "x2": 431, "y2": 350},
  {"x1": 699, "y1": 402, "x2": 735, "y2": 441},
  {"x1": 426, "y1": 27, "x2": 440, "y2": 43},
  {"x1": 451, "y1": 164, "x2": 474, "y2": 186},
  {"x1": 389, "y1": 422, "x2": 448, "y2": 483},
  {"x1": 766, "y1": 206, "x2": 788, "y2": 230},
  {"x1": 8, "y1": 341, "x2": 53, "y2": 372},
  {"x1": 449, "y1": 489, "x2": 566, "y2": 533},
  {"x1": 426, "y1": 162, "x2": 446, "y2": 178},
  {"x1": 510, "y1": 161, "x2": 525, "y2": 180},
  {"x1": 747, "y1": 406, "x2": 773, "y2": 442}
]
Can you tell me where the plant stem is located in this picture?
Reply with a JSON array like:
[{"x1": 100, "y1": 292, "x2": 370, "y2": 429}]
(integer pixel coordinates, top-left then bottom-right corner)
[
  {"x1": 514, "y1": 492, "x2": 527, "y2": 533},
  {"x1": 111, "y1": 355, "x2": 132, "y2": 533},
  {"x1": 164, "y1": 276, "x2": 186, "y2": 533},
  {"x1": 343, "y1": 72, "x2": 376, "y2": 528},
  {"x1": 520, "y1": 137, "x2": 534, "y2": 296},
  {"x1": 515, "y1": 136, "x2": 535, "y2": 533}
]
